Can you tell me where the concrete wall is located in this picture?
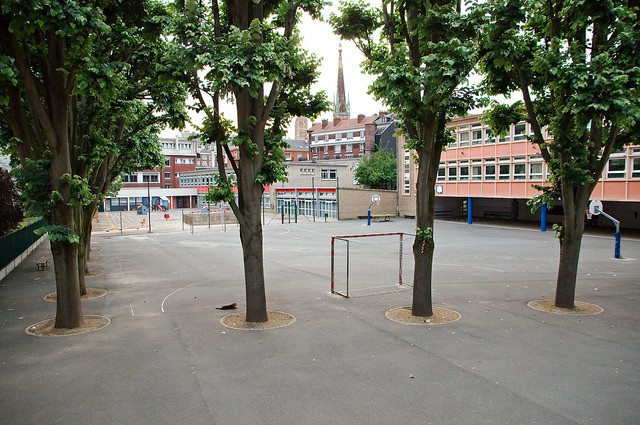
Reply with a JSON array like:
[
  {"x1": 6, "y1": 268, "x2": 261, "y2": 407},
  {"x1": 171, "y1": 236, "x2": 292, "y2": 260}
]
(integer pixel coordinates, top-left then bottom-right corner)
[{"x1": 338, "y1": 188, "x2": 397, "y2": 220}]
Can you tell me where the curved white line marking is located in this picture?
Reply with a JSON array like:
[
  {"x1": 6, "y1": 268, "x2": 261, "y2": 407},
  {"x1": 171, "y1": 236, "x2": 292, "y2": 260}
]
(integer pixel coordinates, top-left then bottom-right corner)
[
  {"x1": 272, "y1": 228, "x2": 291, "y2": 236},
  {"x1": 161, "y1": 281, "x2": 202, "y2": 313}
]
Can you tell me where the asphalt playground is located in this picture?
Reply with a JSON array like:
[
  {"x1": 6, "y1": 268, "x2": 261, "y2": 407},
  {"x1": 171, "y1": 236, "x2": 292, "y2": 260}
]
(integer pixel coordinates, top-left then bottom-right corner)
[{"x1": 1, "y1": 211, "x2": 639, "y2": 425}]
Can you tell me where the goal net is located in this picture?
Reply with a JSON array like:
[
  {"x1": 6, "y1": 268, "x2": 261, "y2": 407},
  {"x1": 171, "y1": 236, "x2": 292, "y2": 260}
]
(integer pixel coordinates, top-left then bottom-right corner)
[{"x1": 331, "y1": 232, "x2": 415, "y2": 298}]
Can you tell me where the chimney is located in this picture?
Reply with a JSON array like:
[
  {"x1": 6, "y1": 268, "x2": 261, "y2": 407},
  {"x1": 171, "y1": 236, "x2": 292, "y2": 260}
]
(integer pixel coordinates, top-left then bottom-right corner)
[
  {"x1": 333, "y1": 117, "x2": 342, "y2": 126},
  {"x1": 322, "y1": 119, "x2": 329, "y2": 129},
  {"x1": 357, "y1": 114, "x2": 366, "y2": 123}
]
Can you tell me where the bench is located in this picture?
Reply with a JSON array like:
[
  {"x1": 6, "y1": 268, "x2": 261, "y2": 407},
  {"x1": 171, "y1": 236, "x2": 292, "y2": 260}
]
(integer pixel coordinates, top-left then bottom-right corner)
[
  {"x1": 370, "y1": 214, "x2": 395, "y2": 222},
  {"x1": 35, "y1": 257, "x2": 48, "y2": 271},
  {"x1": 434, "y1": 210, "x2": 453, "y2": 218},
  {"x1": 483, "y1": 210, "x2": 512, "y2": 220}
]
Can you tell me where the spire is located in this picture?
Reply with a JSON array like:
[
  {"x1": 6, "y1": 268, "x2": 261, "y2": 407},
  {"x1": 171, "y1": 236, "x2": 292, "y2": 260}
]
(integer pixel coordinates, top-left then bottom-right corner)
[{"x1": 334, "y1": 43, "x2": 350, "y2": 121}]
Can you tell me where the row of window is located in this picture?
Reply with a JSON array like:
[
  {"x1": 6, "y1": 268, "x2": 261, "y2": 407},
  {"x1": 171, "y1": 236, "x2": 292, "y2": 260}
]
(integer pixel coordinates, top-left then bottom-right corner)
[
  {"x1": 313, "y1": 130, "x2": 365, "y2": 143},
  {"x1": 180, "y1": 175, "x2": 214, "y2": 187},
  {"x1": 449, "y1": 122, "x2": 545, "y2": 148},
  {"x1": 315, "y1": 143, "x2": 365, "y2": 154},
  {"x1": 437, "y1": 157, "x2": 545, "y2": 183},
  {"x1": 123, "y1": 173, "x2": 159, "y2": 183}
]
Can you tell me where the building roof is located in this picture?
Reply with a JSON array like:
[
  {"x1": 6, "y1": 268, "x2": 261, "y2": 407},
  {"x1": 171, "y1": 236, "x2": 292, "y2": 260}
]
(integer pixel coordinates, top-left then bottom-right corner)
[
  {"x1": 285, "y1": 139, "x2": 309, "y2": 150},
  {"x1": 308, "y1": 114, "x2": 379, "y2": 134}
]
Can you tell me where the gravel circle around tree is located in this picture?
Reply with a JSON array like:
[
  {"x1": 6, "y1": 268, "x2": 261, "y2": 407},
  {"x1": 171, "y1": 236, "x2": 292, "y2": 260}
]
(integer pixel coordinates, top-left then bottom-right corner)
[
  {"x1": 385, "y1": 306, "x2": 461, "y2": 325},
  {"x1": 25, "y1": 315, "x2": 111, "y2": 337},
  {"x1": 527, "y1": 299, "x2": 604, "y2": 315},
  {"x1": 220, "y1": 311, "x2": 296, "y2": 330},
  {"x1": 42, "y1": 288, "x2": 108, "y2": 303}
]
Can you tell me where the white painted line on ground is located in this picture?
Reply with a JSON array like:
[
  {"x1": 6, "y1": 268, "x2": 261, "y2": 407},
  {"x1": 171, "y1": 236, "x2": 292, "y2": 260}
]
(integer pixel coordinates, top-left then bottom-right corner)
[
  {"x1": 161, "y1": 281, "x2": 203, "y2": 313},
  {"x1": 436, "y1": 262, "x2": 505, "y2": 273}
]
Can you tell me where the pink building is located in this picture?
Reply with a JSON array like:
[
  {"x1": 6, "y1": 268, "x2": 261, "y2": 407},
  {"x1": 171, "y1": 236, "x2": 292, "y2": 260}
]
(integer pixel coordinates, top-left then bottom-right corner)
[{"x1": 398, "y1": 113, "x2": 640, "y2": 229}]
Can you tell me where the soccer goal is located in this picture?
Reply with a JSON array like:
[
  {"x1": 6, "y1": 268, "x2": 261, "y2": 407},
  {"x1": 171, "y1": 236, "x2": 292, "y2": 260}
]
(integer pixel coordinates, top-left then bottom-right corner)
[{"x1": 330, "y1": 232, "x2": 415, "y2": 298}]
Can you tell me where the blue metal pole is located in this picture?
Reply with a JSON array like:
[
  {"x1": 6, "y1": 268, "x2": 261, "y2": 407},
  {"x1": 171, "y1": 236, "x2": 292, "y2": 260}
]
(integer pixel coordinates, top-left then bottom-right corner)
[
  {"x1": 615, "y1": 232, "x2": 621, "y2": 259},
  {"x1": 467, "y1": 197, "x2": 473, "y2": 225},
  {"x1": 367, "y1": 209, "x2": 371, "y2": 226},
  {"x1": 540, "y1": 203, "x2": 547, "y2": 232}
]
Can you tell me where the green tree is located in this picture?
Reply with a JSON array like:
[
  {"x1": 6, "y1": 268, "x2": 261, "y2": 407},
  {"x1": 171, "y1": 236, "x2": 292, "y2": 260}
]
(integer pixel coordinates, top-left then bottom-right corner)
[
  {"x1": 171, "y1": 0, "x2": 328, "y2": 322},
  {"x1": 0, "y1": 167, "x2": 23, "y2": 236},
  {"x1": 332, "y1": 0, "x2": 481, "y2": 316},
  {"x1": 355, "y1": 149, "x2": 397, "y2": 190},
  {"x1": 478, "y1": 0, "x2": 640, "y2": 308},
  {"x1": 0, "y1": 0, "x2": 186, "y2": 328}
]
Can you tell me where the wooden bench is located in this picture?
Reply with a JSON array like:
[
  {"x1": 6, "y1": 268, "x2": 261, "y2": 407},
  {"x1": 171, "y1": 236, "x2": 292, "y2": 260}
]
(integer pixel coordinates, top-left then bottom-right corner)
[
  {"x1": 483, "y1": 210, "x2": 512, "y2": 220},
  {"x1": 35, "y1": 257, "x2": 48, "y2": 271},
  {"x1": 371, "y1": 214, "x2": 395, "y2": 222}
]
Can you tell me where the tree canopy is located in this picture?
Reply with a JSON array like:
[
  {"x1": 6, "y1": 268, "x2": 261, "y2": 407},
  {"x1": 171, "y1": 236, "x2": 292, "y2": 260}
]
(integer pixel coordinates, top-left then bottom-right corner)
[
  {"x1": 170, "y1": 0, "x2": 328, "y2": 322},
  {"x1": 0, "y1": 0, "x2": 187, "y2": 328},
  {"x1": 332, "y1": 0, "x2": 482, "y2": 316},
  {"x1": 478, "y1": 0, "x2": 640, "y2": 308},
  {"x1": 355, "y1": 149, "x2": 397, "y2": 190}
]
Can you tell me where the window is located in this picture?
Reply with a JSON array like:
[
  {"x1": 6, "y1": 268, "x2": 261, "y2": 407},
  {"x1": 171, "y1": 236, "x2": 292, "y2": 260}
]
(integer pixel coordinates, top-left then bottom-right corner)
[
  {"x1": 459, "y1": 161, "x2": 469, "y2": 181},
  {"x1": 498, "y1": 158, "x2": 510, "y2": 180},
  {"x1": 633, "y1": 157, "x2": 640, "y2": 178},
  {"x1": 513, "y1": 156, "x2": 526, "y2": 180},
  {"x1": 459, "y1": 131, "x2": 470, "y2": 147},
  {"x1": 165, "y1": 158, "x2": 171, "y2": 166},
  {"x1": 164, "y1": 172, "x2": 171, "y2": 179},
  {"x1": 513, "y1": 123, "x2": 527, "y2": 141},
  {"x1": 324, "y1": 145, "x2": 328, "y2": 153},
  {"x1": 142, "y1": 174, "x2": 159, "y2": 183},
  {"x1": 529, "y1": 156, "x2": 543, "y2": 180},
  {"x1": 336, "y1": 145, "x2": 342, "y2": 153},
  {"x1": 472, "y1": 160, "x2": 482, "y2": 181},
  {"x1": 437, "y1": 163, "x2": 446, "y2": 181},
  {"x1": 123, "y1": 174, "x2": 138, "y2": 183},
  {"x1": 347, "y1": 132, "x2": 353, "y2": 140},
  {"x1": 165, "y1": 185, "x2": 171, "y2": 189},
  {"x1": 607, "y1": 157, "x2": 626, "y2": 178},
  {"x1": 485, "y1": 163, "x2": 496, "y2": 181},
  {"x1": 346, "y1": 144, "x2": 353, "y2": 153},
  {"x1": 321, "y1": 169, "x2": 337, "y2": 180},
  {"x1": 472, "y1": 128, "x2": 483, "y2": 145},
  {"x1": 447, "y1": 161, "x2": 457, "y2": 181},
  {"x1": 499, "y1": 129, "x2": 511, "y2": 143},
  {"x1": 485, "y1": 128, "x2": 495, "y2": 144}
]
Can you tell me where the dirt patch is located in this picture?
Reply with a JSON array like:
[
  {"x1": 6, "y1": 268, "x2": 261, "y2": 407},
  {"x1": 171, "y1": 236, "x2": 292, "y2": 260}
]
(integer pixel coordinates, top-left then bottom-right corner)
[
  {"x1": 43, "y1": 288, "x2": 107, "y2": 303},
  {"x1": 386, "y1": 306, "x2": 461, "y2": 325},
  {"x1": 25, "y1": 315, "x2": 111, "y2": 337},
  {"x1": 527, "y1": 299, "x2": 604, "y2": 315},
  {"x1": 88, "y1": 257, "x2": 102, "y2": 263},
  {"x1": 220, "y1": 311, "x2": 295, "y2": 330},
  {"x1": 86, "y1": 269, "x2": 105, "y2": 277}
]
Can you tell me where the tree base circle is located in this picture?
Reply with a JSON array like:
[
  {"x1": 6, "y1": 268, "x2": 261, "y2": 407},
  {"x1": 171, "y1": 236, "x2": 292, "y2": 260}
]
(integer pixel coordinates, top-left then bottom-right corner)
[
  {"x1": 220, "y1": 311, "x2": 295, "y2": 330},
  {"x1": 386, "y1": 306, "x2": 461, "y2": 325},
  {"x1": 42, "y1": 288, "x2": 107, "y2": 303},
  {"x1": 25, "y1": 315, "x2": 111, "y2": 337},
  {"x1": 527, "y1": 299, "x2": 604, "y2": 315}
]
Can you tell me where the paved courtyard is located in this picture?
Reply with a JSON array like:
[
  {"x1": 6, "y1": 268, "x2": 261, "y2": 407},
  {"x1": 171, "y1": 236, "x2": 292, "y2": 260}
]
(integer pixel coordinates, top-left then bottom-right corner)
[{"x1": 1, "y1": 213, "x2": 639, "y2": 424}]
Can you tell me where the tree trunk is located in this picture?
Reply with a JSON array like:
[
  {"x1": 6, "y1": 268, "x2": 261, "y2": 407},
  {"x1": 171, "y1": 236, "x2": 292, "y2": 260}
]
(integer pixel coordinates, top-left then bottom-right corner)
[
  {"x1": 239, "y1": 185, "x2": 268, "y2": 323},
  {"x1": 51, "y1": 239, "x2": 83, "y2": 328},
  {"x1": 411, "y1": 124, "x2": 440, "y2": 317},
  {"x1": 555, "y1": 187, "x2": 589, "y2": 308}
]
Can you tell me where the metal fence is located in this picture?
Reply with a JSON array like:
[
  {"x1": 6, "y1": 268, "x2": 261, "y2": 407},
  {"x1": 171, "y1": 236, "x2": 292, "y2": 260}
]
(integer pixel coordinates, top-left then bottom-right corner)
[{"x1": 0, "y1": 218, "x2": 46, "y2": 270}]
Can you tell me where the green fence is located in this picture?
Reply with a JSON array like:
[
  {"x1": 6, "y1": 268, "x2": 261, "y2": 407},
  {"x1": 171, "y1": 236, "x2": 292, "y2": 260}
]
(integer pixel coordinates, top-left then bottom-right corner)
[{"x1": 0, "y1": 219, "x2": 46, "y2": 270}]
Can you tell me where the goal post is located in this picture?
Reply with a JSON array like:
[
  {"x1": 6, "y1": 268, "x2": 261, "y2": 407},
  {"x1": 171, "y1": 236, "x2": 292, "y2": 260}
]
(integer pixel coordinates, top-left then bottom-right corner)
[{"x1": 330, "y1": 232, "x2": 414, "y2": 298}]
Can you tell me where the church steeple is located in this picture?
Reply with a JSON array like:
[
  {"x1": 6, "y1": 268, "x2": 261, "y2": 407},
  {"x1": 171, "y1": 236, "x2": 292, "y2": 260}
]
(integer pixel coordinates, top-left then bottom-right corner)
[{"x1": 334, "y1": 43, "x2": 350, "y2": 121}]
